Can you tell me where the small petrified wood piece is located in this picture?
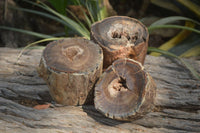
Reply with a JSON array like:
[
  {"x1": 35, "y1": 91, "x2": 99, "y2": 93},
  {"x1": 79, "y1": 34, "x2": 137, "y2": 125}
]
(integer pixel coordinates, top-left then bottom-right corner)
[
  {"x1": 91, "y1": 16, "x2": 149, "y2": 68},
  {"x1": 37, "y1": 38, "x2": 103, "y2": 105},
  {"x1": 95, "y1": 58, "x2": 156, "y2": 121}
]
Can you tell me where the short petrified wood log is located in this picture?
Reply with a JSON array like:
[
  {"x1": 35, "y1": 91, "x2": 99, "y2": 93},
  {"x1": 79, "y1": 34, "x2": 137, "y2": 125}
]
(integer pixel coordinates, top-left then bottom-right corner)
[
  {"x1": 91, "y1": 16, "x2": 149, "y2": 68},
  {"x1": 95, "y1": 58, "x2": 156, "y2": 121},
  {"x1": 37, "y1": 38, "x2": 103, "y2": 105}
]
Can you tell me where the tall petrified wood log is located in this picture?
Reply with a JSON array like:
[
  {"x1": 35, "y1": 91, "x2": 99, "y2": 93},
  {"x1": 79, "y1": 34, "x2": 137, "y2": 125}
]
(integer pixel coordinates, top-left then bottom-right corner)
[
  {"x1": 37, "y1": 38, "x2": 103, "y2": 105},
  {"x1": 91, "y1": 16, "x2": 149, "y2": 68},
  {"x1": 95, "y1": 58, "x2": 156, "y2": 121}
]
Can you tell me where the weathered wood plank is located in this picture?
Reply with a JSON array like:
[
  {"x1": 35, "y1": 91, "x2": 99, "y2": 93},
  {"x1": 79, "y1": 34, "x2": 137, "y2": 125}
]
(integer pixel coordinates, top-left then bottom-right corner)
[{"x1": 0, "y1": 48, "x2": 200, "y2": 133}]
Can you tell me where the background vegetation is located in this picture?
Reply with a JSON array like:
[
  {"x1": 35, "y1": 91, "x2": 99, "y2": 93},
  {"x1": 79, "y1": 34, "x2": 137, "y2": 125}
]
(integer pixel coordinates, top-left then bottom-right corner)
[{"x1": 0, "y1": 0, "x2": 199, "y2": 79}]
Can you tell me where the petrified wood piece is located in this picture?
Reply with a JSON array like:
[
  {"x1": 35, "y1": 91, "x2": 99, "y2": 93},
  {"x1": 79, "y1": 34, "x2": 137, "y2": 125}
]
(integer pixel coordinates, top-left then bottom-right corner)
[
  {"x1": 0, "y1": 48, "x2": 200, "y2": 132},
  {"x1": 91, "y1": 16, "x2": 149, "y2": 68},
  {"x1": 37, "y1": 38, "x2": 103, "y2": 105},
  {"x1": 95, "y1": 58, "x2": 156, "y2": 121}
]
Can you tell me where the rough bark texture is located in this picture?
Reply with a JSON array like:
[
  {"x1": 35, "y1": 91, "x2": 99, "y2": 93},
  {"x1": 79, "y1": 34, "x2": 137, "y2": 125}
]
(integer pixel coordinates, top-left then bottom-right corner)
[
  {"x1": 37, "y1": 38, "x2": 103, "y2": 105},
  {"x1": 94, "y1": 59, "x2": 156, "y2": 121},
  {"x1": 91, "y1": 16, "x2": 149, "y2": 68},
  {"x1": 0, "y1": 48, "x2": 200, "y2": 133}
]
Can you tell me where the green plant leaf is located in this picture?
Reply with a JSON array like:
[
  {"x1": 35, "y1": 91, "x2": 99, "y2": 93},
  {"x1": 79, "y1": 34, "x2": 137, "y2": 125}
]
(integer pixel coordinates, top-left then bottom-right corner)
[
  {"x1": 47, "y1": 0, "x2": 69, "y2": 35},
  {"x1": 177, "y1": 0, "x2": 200, "y2": 17},
  {"x1": 180, "y1": 44, "x2": 200, "y2": 57},
  {"x1": 74, "y1": 0, "x2": 92, "y2": 28},
  {"x1": 21, "y1": 0, "x2": 106, "y2": 39},
  {"x1": 39, "y1": 0, "x2": 90, "y2": 38},
  {"x1": 150, "y1": 21, "x2": 195, "y2": 56},
  {"x1": 47, "y1": 0, "x2": 68, "y2": 15},
  {"x1": 22, "y1": 0, "x2": 90, "y2": 38},
  {"x1": 10, "y1": 6, "x2": 68, "y2": 27},
  {"x1": 85, "y1": 1, "x2": 95, "y2": 23},
  {"x1": 148, "y1": 47, "x2": 200, "y2": 80},
  {"x1": 66, "y1": 8, "x2": 89, "y2": 31},
  {"x1": 150, "y1": 16, "x2": 200, "y2": 26},
  {"x1": 148, "y1": 24, "x2": 200, "y2": 34},
  {"x1": 84, "y1": 0, "x2": 106, "y2": 22},
  {"x1": 0, "y1": 26, "x2": 53, "y2": 38},
  {"x1": 150, "y1": 0, "x2": 182, "y2": 14},
  {"x1": 95, "y1": 0, "x2": 104, "y2": 21},
  {"x1": 23, "y1": 0, "x2": 48, "y2": 10},
  {"x1": 168, "y1": 33, "x2": 200, "y2": 56},
  {"x1": 97, "y1": 0, "x2": 107, "y2": 20},
  {"x1": 83, "y1": 11, "x2": 92, "y2": 28}
]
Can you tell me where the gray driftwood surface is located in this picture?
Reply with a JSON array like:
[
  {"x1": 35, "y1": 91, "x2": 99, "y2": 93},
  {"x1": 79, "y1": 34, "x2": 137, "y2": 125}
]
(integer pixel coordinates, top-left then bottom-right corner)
[{"x1": 0, "y1": 48, "x2": 200, "y2": 133}]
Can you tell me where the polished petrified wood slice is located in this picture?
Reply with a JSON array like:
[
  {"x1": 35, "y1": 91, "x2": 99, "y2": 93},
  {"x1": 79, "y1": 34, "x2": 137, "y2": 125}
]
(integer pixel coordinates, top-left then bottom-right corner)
[
  {"x1": 91, "y1": 16, "x2": 149, "y2": 68},
  {"x1": 94, "y1": 58, "x2": 156, "y2": 121},
  {"x1": 37, "y1": 38, "x2": 103, "y2": 105}
]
